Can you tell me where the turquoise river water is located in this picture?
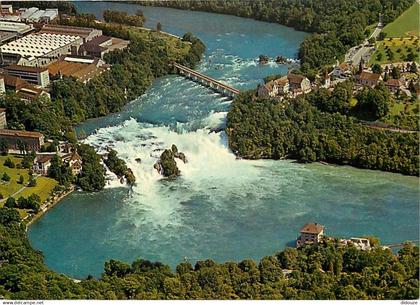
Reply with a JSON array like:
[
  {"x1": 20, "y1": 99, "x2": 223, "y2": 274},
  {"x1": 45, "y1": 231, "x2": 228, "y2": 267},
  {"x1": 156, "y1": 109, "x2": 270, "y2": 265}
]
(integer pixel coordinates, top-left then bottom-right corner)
[{"x1": 28, "y1": 2, "x2": 419, "y2": 279}]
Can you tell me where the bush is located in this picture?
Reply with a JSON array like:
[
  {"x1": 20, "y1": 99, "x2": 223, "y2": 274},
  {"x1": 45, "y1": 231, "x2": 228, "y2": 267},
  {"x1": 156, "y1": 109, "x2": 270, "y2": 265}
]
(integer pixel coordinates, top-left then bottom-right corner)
[
  {"x1": 18, "y1": 175, "x2": 24, "y2": 185},
  {"x1": 5, "y1": 197, "x2": 15, "y2": 208},
  {"x1": 28, "y1": 178, "x2": 37, "y2": 187},
  {"x1": 4, "y1": 158, "x2": 15, "y2": 168},
  {"x1": 2, "y1": 172, "x2": 10, "y2": 182}
]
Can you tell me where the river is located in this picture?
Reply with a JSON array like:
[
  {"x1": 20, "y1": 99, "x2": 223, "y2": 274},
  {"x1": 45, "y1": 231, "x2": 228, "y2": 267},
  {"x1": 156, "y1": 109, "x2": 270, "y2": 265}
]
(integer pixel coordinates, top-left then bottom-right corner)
[{"x1": 28, "y1": 2, "x2": 419, "y2": 279}]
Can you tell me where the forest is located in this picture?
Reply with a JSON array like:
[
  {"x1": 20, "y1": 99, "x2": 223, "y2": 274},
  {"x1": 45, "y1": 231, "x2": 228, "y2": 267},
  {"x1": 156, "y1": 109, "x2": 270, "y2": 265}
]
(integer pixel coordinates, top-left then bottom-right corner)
[
  {"x1": 226, "y1": 90, "x2": 419, "y2": 176},
  {"x1": 0, "y1": 207, "x2": 418, "y2": 300},
  {"x1": 139, "y1": 0, "x2": 414, "y2": 71}
]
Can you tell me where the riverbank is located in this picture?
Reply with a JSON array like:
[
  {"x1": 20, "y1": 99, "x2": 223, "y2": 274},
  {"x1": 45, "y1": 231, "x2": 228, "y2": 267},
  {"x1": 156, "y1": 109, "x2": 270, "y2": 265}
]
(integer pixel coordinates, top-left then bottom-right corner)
[{"x1": 25, "y1": 186, "x2": 75, "y2": 229}]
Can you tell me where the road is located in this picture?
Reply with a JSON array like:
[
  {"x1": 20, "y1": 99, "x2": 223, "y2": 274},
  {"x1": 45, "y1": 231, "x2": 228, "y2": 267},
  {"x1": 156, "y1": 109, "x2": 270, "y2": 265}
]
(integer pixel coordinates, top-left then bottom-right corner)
[{"x1": 345, "y1": 18, "x2": 383, "y2": 66}]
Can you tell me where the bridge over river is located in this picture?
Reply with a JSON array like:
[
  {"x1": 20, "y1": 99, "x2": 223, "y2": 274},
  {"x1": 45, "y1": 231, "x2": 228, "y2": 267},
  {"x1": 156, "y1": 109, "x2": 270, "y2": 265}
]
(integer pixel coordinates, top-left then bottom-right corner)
[{"x1": 173, "y1": 63, "x2": 240, "y2": 99}]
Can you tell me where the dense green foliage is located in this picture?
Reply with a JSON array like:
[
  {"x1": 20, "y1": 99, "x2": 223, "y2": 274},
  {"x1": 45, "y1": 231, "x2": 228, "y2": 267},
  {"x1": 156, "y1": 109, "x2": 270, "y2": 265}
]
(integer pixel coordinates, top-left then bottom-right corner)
[
  {"x1": 76, "y1": 144, "x2": 106, "y2": 192},
  {"x1": 47, "y1": 155, "x2": 74, "y2": 187},
  {"x1": 140, "y1": 0, "x2": 414, "y2": 70},
  {"x1": 226, "y1": 91, "x2": 419, "y2": 175},
  {"x1": 103, "y1": 9, "x2": 145, "y2": 27},
  {"x1": 0, "y1": 208, "x2": 418, "y2": 299},
  {"x1": 104, "y1": 149, "x2": 135, "y2": 185}
]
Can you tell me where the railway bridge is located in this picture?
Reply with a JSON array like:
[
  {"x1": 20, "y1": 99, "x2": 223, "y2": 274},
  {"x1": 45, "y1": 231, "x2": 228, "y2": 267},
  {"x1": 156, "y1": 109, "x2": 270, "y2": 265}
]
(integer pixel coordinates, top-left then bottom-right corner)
[{"x1": 173, "y1": 62, "x2": 240, "y2": 98}]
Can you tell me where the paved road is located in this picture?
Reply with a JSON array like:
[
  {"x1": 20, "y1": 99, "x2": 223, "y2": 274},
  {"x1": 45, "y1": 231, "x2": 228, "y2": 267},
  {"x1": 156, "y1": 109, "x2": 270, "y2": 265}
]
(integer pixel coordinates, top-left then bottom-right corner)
[{"x1": 345, "y1": 19, "x2": 383, "y2": 66}]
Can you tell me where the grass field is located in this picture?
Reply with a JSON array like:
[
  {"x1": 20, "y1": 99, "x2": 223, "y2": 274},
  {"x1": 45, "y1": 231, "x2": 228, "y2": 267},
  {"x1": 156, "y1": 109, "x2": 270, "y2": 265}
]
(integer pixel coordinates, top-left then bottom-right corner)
[
  {"x1": 0, "y1": 155, "x2": 58, "y2": 217},
  {"x1": 0, "y1": 155, "x2": 31, "y2": 199},
  {"x1": 382, "y1": 2, "x2": 420, "y2": 37},
  {"x1": 379, "y1": 98, "x2": 420, "y2": 130},
  {"x1": 17, "y1": 177, "x2": 58, "y2": 203},
  {"x1": 369, "y1": 37, "x2": 419, "y2": 65}
]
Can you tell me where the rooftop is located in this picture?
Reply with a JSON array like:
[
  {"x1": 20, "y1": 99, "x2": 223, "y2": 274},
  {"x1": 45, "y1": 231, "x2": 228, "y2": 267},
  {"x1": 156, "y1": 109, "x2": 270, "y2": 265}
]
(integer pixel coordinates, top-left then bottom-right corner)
[
  {"x1": 1, "y1": 33, "x2": 81, "y2": 58},
  {"x1": 40, "y1": 24, "x2": 100, "y2": 38},
  {"x1": 359, "y1": 71, "x2": 381, "y2": 82},
  {"x1": 4, "y1": 64, "x2": 48, "y2": 73},
  {"x1": 0, "y1": 128, "x2": 43, "y2": 139},
  {"x1": 300, "y1": 223, "x2": 324, "y2": 234},
  {"x1": 288, "y1": 73, "x2": 307, "y2": 84},
  {"x1": 0, "y1": 21, "x2": 32, "y2": 34}
]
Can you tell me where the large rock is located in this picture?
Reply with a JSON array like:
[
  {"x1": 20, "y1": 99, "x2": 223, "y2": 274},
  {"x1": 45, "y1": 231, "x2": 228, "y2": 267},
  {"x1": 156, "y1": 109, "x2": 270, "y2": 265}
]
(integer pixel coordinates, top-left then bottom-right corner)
[{"x1": 154, "y1": 144, "x2": 187, "y2": 178}]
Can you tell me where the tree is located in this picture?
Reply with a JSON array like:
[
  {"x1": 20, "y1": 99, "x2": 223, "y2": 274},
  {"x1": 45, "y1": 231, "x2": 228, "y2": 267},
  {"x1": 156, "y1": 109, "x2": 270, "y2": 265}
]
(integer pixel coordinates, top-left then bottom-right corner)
[
  {"x1": 371, "y1": 63, "x2": 383, "y2": 74},
  {"x1": 47, "y1": 155, "x2": 73, "y2": 186},
  {"x1": 391, "y1": 66, "x2": 400, "y2": 79},
  {"x1": 28, "y1": 177, "x2": 37, "y2": 187},
  {"x1": 2, "y1": 172, "x2": 10, "y2": 182},
  {"x1": 409, "y1": 62, "x2": 418, "y2": 73},
  {"x1": 4, "y1": 197, "x2": 15, "y2": 208},
  {"x1": 0, "y1": 138, "x2": 8, "y2": 155},
  {"x1": 355, "y1": 83, "x2": 390, "y2": 119},
  {"x1": 18, "y1": 175, "x2": 24, "y2": 185},
  {"x1": 378, "y1": 32, "x2": 387, "y2": 41},
  {"x1": 3, "y1": 158, "x2": 15, "y2": 168}
]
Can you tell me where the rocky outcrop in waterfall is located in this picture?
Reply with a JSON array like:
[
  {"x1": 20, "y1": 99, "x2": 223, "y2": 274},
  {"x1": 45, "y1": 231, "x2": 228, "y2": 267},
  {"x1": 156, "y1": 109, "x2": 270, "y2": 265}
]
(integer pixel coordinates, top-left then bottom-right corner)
[{"x1": 154, "y1": 144, "x2": 187, "y2": 178}]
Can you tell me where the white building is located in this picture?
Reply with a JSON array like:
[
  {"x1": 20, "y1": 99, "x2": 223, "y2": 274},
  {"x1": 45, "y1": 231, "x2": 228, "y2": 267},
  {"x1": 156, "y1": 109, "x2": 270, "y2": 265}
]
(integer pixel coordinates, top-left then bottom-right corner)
[
  {"x1": 1, "y1": 33, "x2": 83, "y2": 67},
  {"x1": 0, "y1": 21, "x2": 32, "y2": 34},
  {"x1": 20, "y1": 7, "x2": 39, "y2": 22},
  {"x1": 21, "y1": 8, "x2": 58, "y2": 22}
]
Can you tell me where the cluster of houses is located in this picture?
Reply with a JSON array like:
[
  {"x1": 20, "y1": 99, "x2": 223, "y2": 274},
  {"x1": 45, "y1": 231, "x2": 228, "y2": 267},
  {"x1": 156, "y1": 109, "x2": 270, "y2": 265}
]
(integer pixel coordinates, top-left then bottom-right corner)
[
  {"x1": 0, "y1": 108, "x2": 82, "y2": 177},
  {"x1": 296, "y1": 222, "x2": 373, "y2": 251},
  {"x1": 332, "y1": 60, "x2": 418, "y2": 96},
  {"x1": 257, "y1": 73, "x2": 312, "y2": 99},
  {"x1": 258, "y1": 60, "x2": 419, "y2": 100}
]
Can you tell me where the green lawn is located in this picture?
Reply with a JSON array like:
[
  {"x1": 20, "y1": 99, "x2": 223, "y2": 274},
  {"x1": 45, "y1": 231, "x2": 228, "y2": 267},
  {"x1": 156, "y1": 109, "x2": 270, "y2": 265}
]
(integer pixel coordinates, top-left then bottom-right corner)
[
  {"x1": 0, "y1": 155, "x2": 31, "y2": 199},
  {"x1": 16, "y1": 177, "x2": 58, "y2": 203},
  {"x1": 379, "y1": 98, "x2": 420, "y2": 130},
  {"x1": 382, "y1": 2, "x2": 420, "y2": 37},
  {"x1": 0, "y1": 154, "x2": 58, "y2": 218}
]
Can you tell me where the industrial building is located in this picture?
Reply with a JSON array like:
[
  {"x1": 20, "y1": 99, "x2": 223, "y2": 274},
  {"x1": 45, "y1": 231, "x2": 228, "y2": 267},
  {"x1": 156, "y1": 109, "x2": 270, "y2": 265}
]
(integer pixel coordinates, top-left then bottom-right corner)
[
  {"x1": 3, "y1": 74, "x2": 50, "y2": 101},
  {"x1": 20, "y1": 7, "x2": 58, "y2": 23},
  {"x1": 0, "y1": 21, "x2": 32, "y2": 34},
  {"x1": 3, "y1": 64, "x2": 50, "y2": 87},
  {"x1": 78, "y1": 35, "x2": 130, "y2": 59},
  {"x1": 48, "y1": 56, "x2": 110, "y2": 84},
  {"x1": 0, "y1": 32, "x2": 83, "y2": 67},
  {"x1": 39, "y1": 24, "x2": 102, "y2": 43},
  {"x1": 0, "y1": 128, "x2": 44, "y2": 152}
]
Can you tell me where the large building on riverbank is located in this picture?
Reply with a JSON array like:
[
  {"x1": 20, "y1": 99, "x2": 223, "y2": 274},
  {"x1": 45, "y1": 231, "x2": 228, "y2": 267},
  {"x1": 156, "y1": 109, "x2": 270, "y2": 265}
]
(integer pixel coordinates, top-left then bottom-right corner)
[
  {"x1": 0, "y1": 32, "x2": 83, "y2": 67},
  {"x1": 0, "y1": 128, "x2": 44, "y2": 152}
]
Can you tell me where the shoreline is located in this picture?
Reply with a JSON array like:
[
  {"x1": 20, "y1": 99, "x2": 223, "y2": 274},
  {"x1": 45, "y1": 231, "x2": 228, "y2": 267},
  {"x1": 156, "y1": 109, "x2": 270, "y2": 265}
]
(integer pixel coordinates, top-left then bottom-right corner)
[{"x1": 25, "y1": 186, "x2": 75, "y2": 229}]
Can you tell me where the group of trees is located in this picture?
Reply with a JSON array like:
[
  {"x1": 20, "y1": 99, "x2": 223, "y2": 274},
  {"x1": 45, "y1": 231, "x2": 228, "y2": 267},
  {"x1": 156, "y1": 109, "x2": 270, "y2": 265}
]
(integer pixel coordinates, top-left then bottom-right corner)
[
  {"x1": 47, "y1": 155, "x2": 74, "y2": 187},
  {"x1": 76, "y1": 144, "x2": 106, "y2": 192},
  {"x1": 0, "y1": 207, "x2": 418, "y2": 299},
  {"x1": 104, "y1": 149, "x2": 135, "y2": 185},
  {"x1": 4, "y1": 194, "x2": 41, "y2": 212},
  {"x1": 103, "y1": 9, "x2": 145, "y2": 27},
  {"x1": 139, "y1": 0, "x2": 414, "y2": 71},
  {"x1": 226, "y1": 90, "x2": 419, "y2": 176}
]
